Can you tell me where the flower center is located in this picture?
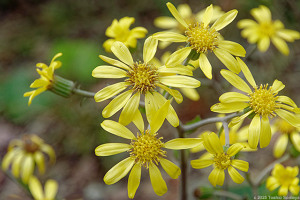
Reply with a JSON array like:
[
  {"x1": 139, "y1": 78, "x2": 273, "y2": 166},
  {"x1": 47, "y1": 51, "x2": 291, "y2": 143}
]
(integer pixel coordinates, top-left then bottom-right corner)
[
  {"x1": 185, "y1": 22, "x2": 220, "y2": 53},
  {"x1": 126, "y1": 62, "x2": 158, "y2": 94},
  {"x1": 129, "y1": 130, "x2": 166, "y2": 168},
  {"x1": 23, "y1": 136, "x2": 40, "y2": 153},
  {"x1": 249, "y1": 84, "x2": 278, "y2": 116},
  {"x1": 276, "y1": 170, "x2": 296, "y2": 186},
  {"x1": 275, "y1": 119, "x2": 297, "y2": 134},
  {"x1": 214, "y1": 153, "x2": 231, "y2": 170},
  {"x1": 259, "y1": 22, "x2": 275, "y2": 37}
]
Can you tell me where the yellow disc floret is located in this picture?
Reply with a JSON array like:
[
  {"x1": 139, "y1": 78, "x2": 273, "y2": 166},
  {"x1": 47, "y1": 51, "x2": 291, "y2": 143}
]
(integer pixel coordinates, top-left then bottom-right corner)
[
  {"x1": 129, "y1": 130, "x2": 166, "y2": 168},
  {"x1": 214, "y1": 153, "x2": 231, "y2": 170},
  {"x1": 249, "y1": 84, "x2": 278, "y2": 117},
  {"x1": 185, "y1": 22, "x2": 220, "y2": 53},
  {"x1": 259, "y1": 22, "x2": 276, "y2": 37},
  {"x1": 126, "y1": 62, "x2": 158, "y2": 94}
]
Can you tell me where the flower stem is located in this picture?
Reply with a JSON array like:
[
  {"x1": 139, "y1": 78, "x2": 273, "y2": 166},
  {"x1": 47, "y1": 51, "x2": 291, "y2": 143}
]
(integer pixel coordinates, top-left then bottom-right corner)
[
  {"x1": 222, "y1": 121, "x2": 230, "y2": 148},
  {"x1": 72, "y1": 87, "x2": 96, "y2": 98}
]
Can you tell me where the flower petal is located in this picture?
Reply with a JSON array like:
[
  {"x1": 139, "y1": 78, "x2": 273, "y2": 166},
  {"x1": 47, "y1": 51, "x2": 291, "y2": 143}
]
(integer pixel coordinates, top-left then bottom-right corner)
[
  {"x1": 273, "y1": 134, "x2": 288, "y2": 158},
  {"x1": 276, "y1": 109, "x2": 300, "y2": 128},
  {"x1": 21, "y1": 155, "x2": 34, "y2": 183},
  {"x1": 132, "y1": 109, "x2": 144, "y2": 133},
  {"x1": 266, "y1": 177, "x2": 280, "y2": 191},
  {"x1": 143, "y1": 36, "x2": 158, "y2": 63},
  {"x1": 190, "y1": 159, "x2": 213, "y2": 169},
  {"x1": 164, "y1": 138, "x2": 203, "y2": 150},
  {"x1": 111, "y1": 41, "x2": 134, "y2": 66},
  {"x1": 219, "y1": 92, "x2": 249, "y2": 103},
  {"x1": 29, "y1": 176, "x2": 44, "y2": 200},
  {"x1": 40, "y1": 144, "x2": 56, "y2": 164},
  {"x1": 145, "y1": 91, "x2": 158, "y2": 124},
  {"x1": 34, "y1": 151, "x2": 45, "y2": 174},
  {"x1": 166, "y1": 2, "x2": 188, "y2": 28},
  {"x1": 153, "y1": 32, "x2": 187, "y2": 42},
  {"x1": 180, "y1": 88, "x2": 200, "y2": 101},
  {"x1": 92, "y1": 66, "x2": 127, "y2": 78},
  {"x1": 248, "y1": 114, "x2": 261, "y2": 149},
  {"x1": 2, "y1": 149, "x2": 20, "y2": 171},
  {"x1": 214, "y1": 49, "x2": 240, "y2": 74},
  {"x1": 94, "y1": 82, "x2": 128, "y2": 102},
  {"x1": 277, "y1": 29, "x2": 300, "y2": 42},
  {"x1": 199, "y1": 53, "x2": 212, "y2": 79},
  {"x1": 220, "y1": 69, "x2": 252, "y2": 94},
  {"x1": 165, "y1": 47, "x2": 191, "y2": 67},
  {"x1": 210, "y1": 102, "x2": 249, "y2": 113},
  {"x1": 104, "y1": 157, "x2": 135, "y2": 185},
  {"x1": 218, "y1": 40, "x2": 246, "y2": 57},
  {"x1": 119, "y1": 92, "x2": 140, "y2": 126},
  {"x1": 150, "y1": 100, "x2": 170, "y2": 134},
  {"x1": 95, "y1": 143, "x2": 131, "y2": 156},
  {"x1": 159, "y1": 75, "x2": 200, "y2": 88},
  {"x1": 271, "y1": 36, "x2": 289, "y2": 55},
  {"x1": 228, "y1": 166, "x2": 244, "y2": 184},
  {"x1": 45, "y1": 180, "x2": 58, "y2": 199},
  {"x1": 154, "y1": 17, "x2": 178, "y2": 29},
  {"x1": 237, "y1": 19, "x2": 257, "y2": 28},
  {"x1": 236, "y1": 57, "x2": 256, "y2": 88},
  {"x1": 149, "y1": 162, "x2": 167, "y2": 196},
  {"x1": 102, "y1": 90, "x2": 132, "y2": 118},
  {"x1": 231, "y1": 160, "x2": 249, "y2": 172},
  {"x1": 158, "y1": 65, "x2": 193, "y2": 76},
  {"x1": 203, "y1": 132, "x2": 223, "y2": 154},
  {"x1": 278, "y1": 185, "x2": 289, "y2": 196},
  {"x1": 271, "y1": 80, "x2": 285, "y2": 93},
  {"x1": 101, "y1": 120, "x2": 135, "y2": 140},
  {"x1": 277, "y1": 95, "x2": 298, "y2": 108},
  {"x1": 291, "y1": 132, "x2": 300, "y2": 152},
  {"x1": 260, "y1": 115, "x2": 271, "y2": 148},
  {"x1": 202, "y1": 5, "x2": 213, "y2": 27},
  {"x1": 11, "y1": 151, "x2": 24, "y2": 177},
  {"x1": 227, "y1": 143, "x2": 245, "y2": 157},
  {"x1": 257, "y1": 36, "x2": 270, "y2": 52},
  {"x1": 160, "y1": 158, "x2": 181, "y2": 179},
  {"x1": 128, "y1": 163, "x2": 141, "y2": 199},
  {"x1": 156, "y1": 83, "x2": 183, "y2": 104},
  {"x1": 208, "y1": 168, "x2": 225, "y2": 186},
  {"x1": 99, "y1": 55, "x2": 130, "y2": 70},
  {"x1": 211, "y1": 9, "x2": 238, "y2": 31},
  {"x1": 30, "y1": 79, "x2": 48, "y2": 88}
]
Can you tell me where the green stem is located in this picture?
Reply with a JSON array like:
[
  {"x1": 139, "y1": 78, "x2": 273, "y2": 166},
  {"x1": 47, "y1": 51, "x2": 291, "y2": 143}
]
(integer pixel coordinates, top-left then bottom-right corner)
[{"x1": 72, "y1": 87, "x2": 95, "y2": 98}]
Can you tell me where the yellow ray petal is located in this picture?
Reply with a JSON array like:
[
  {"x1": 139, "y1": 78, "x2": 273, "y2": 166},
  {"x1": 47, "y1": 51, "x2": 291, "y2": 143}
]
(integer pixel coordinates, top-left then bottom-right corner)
[
  {"x1": 290, "y1": 132, "x2": 300, "y2": 152},
  {"x1": 157, "y1": 65, "x2": 193, "y2": 76},
  {"x1": 199, "y1": 53, "x2": 212, "y2": 79},
  {"x1": 143, "y1": 36, "x2": 158, "y2": 63},
  {"x1": 2, "y1": 149, "x2": 20, "y2": 171},
  {"x1": 102, "y1": 90, "x2": 132, "y2": 118},
  {"x1": 128, "y1": 163, "x2": 141, "y2": 199},
  {"x1": 40, "y1": 144, "x2": 56, "y2": 164},
  {"x1": 101, "y1": 120, "x2": 136, "y2": 140},
  {"x1": 266, "y1": 177, "x2": 280, "y2": 191},
  {"x1": 190, "y1": 159, "x2": 213, "y2": 169},
  {"x1": 159, "y1": 75, "x2": 200, "y2": 88},
  {"x1": 165, "y1": 47, "x2": 191, "y2": 67},
  {"x1": 277, "y1": 29, "x2": 300, "y2": 42},
  {"x1": 273, "y1": 134, "x2": 288, "y2": 158},
  {"x1": 160, "y1": 158, "x2": 181, "y2": 179},
  {"x1": 260, "y1": 115, "x2": 271, "y2": 148},
  {"x1": 203, "y1": 132, "x2": 223, "y2": 154},
  {"x1": 180, "y1": 88, "x2": 200, "y2": 101},
  {"x1": 92, "y1": 66, "x2": 127, "y2": 78},
  {"x1": 166, "y1": 2, "x2": 188, "y2": 28},
  {"x1": 219, "y1": 92, "x2": 249, "y2": 103},
  {"x1": 145, "y1": 91, "x2": 158, "y2": 124},
  {"x1": 231, "y1": 160, "x2": 249, "y2": 172},
  {"x1": 277, "y1": 95, "x2": 298, "y2": 108},
  {"x1": 275, "y1": 109, "x2": 300, "y2": 128},
  {"x1": 34, "y1": 151, "x2": 45, "y2": 174},
  {"x1": 104, "y1": 157, "x2": 135, "y2": 185},
  {"x1": 214, "y1": 49, "x2": 240, "y2": 74},
  {"x1": 258, "y1": 36, "x2": 270, "y2": 52},
  {"x1": 202, "y1": 5, "x2": 213, "y2": 27},
  {"x1": 156, "y1": 83, "x2": 183, "y2": 104},
  {"x1": 211, "y1": 9, "x2": 238, "y2": 31},
  {"x1": 271, "y1": 36, "x2": 289, "y2": 55},
  {"x1": 208, "y1": 168, "x2": 225, "y2": 186},
  {"x1": 29, "y1": 176, "x2": 44, "y2": 200},
  {"x1": 111, "y1": 41, "x2": 134, "y2": 66},
  {"x1": 21, "y1": 155, "x2": 34, "y2": 183},
  {"x1": 271, "y1": 80, "x2": 285, "y2": 94},
  {"x1": 220, "y1": 69, "x2": 252, "y2": 94},
  {"x1": 99, "y1": 55, "x2": 130, "y2": 70},
  {"x1": 248, "y1": 114, "x2": 261, "y2": 149},
  {"x1": 227, "y1": 143, "x2": 244, "y2": 157},
  {"x1": 132, "y1": 109, "x2": 144, "y2": 133},
  {"x1": 236, "y1": 57, "x2": 256, "y2": 88},
  {"x1": 45, "y1": 180, "x2": 58, "y2": 199},
  {"x1": 154, "y1": 16, "x2": 178, "y2": 29},
  {"x1": 237, "y1": 19, "x2": 257, "y2": 28},
  {"x1": 11, "y1": 152, "x2": 24, "y2": 177},
  {"x1": 119, "y1": 92, "x2": 140, "y2": 126},
  {"x1": 94, "y1": 82, "x2": 128, "y2": 102},
  {"x1": 164, "y1": 138, "x2": 203, "y2": 149},
  {"x1": 211, "y1": 102, "x2": 249, "y2": 113},
  {"x1": 95, "y1": 143, "x2": 131, "y2": 156},
  {"x1": 149, "y1": 162, "x2": 167, "y2": 196},
  {"x1": 153, "y1": 31, "x2": 187, "y2": 42},
  {"x1": 228, "y1": 166, "x2": 244, "y2": 184},
  {"x1": 218, "y1": 40, "x2": 246, "y2": 57},
  {"x1": 177, "y1": 4, "x2": 192, "y2": 19},
  {"x1": 149, "y1": 100, "x2": 170, "y2": 134}
]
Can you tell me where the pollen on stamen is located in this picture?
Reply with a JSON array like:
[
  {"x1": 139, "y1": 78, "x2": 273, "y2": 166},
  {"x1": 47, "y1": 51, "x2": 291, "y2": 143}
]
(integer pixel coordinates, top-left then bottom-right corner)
[
  {"x1": 249, "y1": 84, "x2": 279, "y2": 117},
  {"x1": 129, "y1": 130, "x2": 166, "y2": 168},
  {"x1": 185, "y1": 22, "x2": 220, "y2": 53},
  {"x1": 214, "y1": 153, "x2": 231, "y2": 170},
  {"x1": 126, "y1": 62, "x2": 159, "y2": 94}
]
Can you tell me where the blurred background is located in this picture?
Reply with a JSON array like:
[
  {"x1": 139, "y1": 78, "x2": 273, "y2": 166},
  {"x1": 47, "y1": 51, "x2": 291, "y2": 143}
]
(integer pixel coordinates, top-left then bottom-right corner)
[{"x1": 0, "y1": 0, "x2": 300, "y2": 199}]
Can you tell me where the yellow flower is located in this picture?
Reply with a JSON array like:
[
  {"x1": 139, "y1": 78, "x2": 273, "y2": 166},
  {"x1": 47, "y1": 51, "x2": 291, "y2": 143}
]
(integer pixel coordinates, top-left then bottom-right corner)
[
  {"x1": 154, "y1": 3, "x2": 224, "y2": 48},
  {"x1": 191, "y1": 132, "x2": 249, "y2": 187},
  {"x1": 272, "y1": 118, "x2": 300, "y2": 158},
  {"x1": 24, "y1": 53, "x2": 62, "y2": 106},
  {"x1": 238, "y1": 5, "x2": 300, "y2": 55},
  {"x1": 190, "y1": 118, "x2": 254, "y2": 153},
  {"x1": 150, "y1": 51, "x2": 200, "y2": 101},
  {"x1": 103, "y1": 17, "x2": 148, "y2": 52},
  {"x1": 211, "y1": 58, "x2": 300, "y2": 149},
  {"x1": 95, "y1": 102, "x2": 202, "y2": 198},
  {"x1": 266, "y1": 163, "x2": 299, "y2": 196},
  {"x1": 28, "y1": 176, "x2": 58, "y2": 200},
  {"x1": 93, "y1": 36, "x2": 200, "y2": 127},
  {"x1": 153, "y1": 2, "x2": 246, "y2": 79},
  {"x1": 2, "y1": 134, "x2": 55, "y2": 183}
]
